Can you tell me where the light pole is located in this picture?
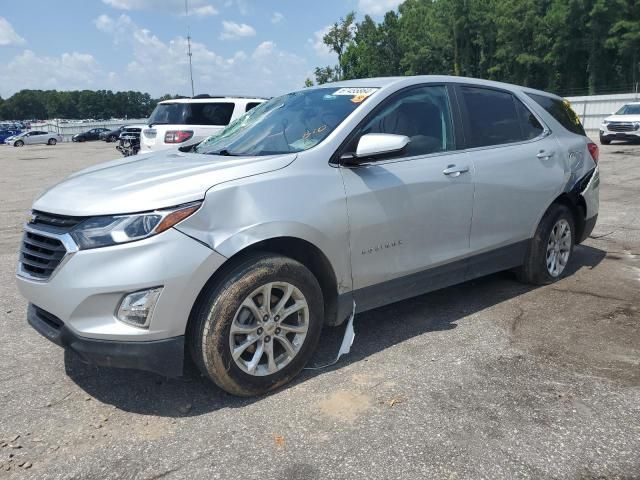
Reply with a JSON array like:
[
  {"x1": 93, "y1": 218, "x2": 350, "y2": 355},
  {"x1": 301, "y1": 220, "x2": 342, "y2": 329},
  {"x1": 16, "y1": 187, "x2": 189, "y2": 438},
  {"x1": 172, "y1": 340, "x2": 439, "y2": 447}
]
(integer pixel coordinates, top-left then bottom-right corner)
[{"x1": 185, "y1": 0, "x2": 195, "y2": 97}]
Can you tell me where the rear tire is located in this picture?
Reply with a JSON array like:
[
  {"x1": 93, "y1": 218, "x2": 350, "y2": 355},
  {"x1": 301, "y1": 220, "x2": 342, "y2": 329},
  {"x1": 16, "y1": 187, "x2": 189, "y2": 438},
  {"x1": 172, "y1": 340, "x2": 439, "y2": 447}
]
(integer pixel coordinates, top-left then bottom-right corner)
[
  {"x1": 517, "y1": 204, "x2": 575, "y2": 285},
  {"x1": 189, "y1": 253, "x2": 324, "y2": 396}
]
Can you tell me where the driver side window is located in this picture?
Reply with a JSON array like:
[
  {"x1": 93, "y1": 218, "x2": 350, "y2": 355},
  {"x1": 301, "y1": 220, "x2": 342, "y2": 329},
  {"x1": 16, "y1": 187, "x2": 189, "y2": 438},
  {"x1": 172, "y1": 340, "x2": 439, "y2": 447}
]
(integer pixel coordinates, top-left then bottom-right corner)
[{"x1": 351, "y1": 85, "x2": 455, "y2": 159}]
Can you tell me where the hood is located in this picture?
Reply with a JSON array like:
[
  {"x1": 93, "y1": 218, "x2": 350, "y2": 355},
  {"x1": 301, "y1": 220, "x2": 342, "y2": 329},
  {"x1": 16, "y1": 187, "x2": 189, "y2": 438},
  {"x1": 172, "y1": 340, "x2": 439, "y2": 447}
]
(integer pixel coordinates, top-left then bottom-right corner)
[
  {"x1": 604, "y1": 114, "x2": 640, "y2": 123},
  {"x1": 33, "y1": 150, "x2": 297, "y2": 216}
]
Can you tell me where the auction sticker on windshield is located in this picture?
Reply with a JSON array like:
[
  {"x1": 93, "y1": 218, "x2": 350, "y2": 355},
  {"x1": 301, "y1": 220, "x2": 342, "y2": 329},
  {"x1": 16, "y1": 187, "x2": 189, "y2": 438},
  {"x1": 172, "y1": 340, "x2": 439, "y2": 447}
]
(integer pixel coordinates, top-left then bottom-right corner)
[{"x1": 332, "y1": 87, "x2": 378, "y2": 97}]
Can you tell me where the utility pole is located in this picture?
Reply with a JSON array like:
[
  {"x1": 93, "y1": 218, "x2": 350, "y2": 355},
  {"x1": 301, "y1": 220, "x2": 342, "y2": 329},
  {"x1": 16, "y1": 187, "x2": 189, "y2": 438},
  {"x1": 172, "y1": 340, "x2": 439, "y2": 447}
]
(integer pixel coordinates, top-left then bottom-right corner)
[{"x1": 185, "y1": 0, "x2": 195, "y2": 97}]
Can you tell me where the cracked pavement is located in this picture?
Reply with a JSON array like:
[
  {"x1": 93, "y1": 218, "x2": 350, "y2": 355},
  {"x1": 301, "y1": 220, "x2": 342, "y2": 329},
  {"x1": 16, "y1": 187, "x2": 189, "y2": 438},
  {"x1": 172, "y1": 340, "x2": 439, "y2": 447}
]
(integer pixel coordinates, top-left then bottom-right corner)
[{"x1": 0, "y1": 140, "x2": 639, "y2": 479}]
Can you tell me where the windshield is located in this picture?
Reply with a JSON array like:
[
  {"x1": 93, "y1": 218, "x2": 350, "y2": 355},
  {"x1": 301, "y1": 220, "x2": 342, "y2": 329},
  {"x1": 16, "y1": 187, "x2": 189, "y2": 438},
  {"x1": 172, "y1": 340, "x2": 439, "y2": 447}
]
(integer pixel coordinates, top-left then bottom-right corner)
[
  {"x1": 148, "y1": 102, "x2": 235, "y2": 126},
  {"x1": 194, "y1": 87, "x2": 378, "y2": 156},
  {"x1": 615, "y1": 104, "x2": 640, "y2": 115}
]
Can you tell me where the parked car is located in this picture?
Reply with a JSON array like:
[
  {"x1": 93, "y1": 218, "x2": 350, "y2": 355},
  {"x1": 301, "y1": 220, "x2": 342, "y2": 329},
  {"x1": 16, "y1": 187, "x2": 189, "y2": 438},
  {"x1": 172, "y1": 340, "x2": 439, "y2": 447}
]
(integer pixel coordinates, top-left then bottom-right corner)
[
  {"x1": 72, "y1": 128, "x2": 111, "y2": 142},
  {"x1": 599, "y1": 102, "x2": 640, "y2": 144},
  {"x1": 8, "y1": 131, "x2": 62, "y2": 146},
  {"x1": 16, "y1": 76, "x2": 599, "y2": 396},
  {"x1": 140, "y1": 95, "x2": 266, "y2": 152},
  {"x1": 0, "y1": 129, "x2": 21, "y2": 143},
  {"x1": 100, "y1": 126, "x2": 126, "y2": 142}
]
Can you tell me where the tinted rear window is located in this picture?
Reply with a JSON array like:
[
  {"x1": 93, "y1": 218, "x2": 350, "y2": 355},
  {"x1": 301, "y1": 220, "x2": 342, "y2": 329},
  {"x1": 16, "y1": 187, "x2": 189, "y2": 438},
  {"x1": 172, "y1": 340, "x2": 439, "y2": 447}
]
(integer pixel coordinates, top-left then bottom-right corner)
[
  {"x1": 245, "y1": 102, "x2": 262, "y2": 112},
  {"x1": 460, "y1": 86, "x2": 542, "y2": 147},
  {"x1": 149, "y1": 102, "x2": 235, "y2": 126},
  {"x1": 526, "y1": 93, "x2": 586, "y2": 136}
]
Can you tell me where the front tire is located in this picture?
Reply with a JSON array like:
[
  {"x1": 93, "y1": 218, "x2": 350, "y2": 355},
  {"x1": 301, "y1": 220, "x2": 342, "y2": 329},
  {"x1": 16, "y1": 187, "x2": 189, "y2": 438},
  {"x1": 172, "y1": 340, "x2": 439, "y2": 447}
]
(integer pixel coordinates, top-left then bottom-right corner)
[
  {"x1": 600, "y1": 136, "x2": 611, "y2": 145},
  {"x1": 14, "y1": 140, "x2": 24, "y2": 147},
  {"x1": 48, "y1": 138, "x2": 57, "y2": 145},
  {"x1": 189, "y1": 253, "x2": 324, "y2": 396},
  {"x1": 518, "y1": 204, "x2": 575, "y2": 285}
]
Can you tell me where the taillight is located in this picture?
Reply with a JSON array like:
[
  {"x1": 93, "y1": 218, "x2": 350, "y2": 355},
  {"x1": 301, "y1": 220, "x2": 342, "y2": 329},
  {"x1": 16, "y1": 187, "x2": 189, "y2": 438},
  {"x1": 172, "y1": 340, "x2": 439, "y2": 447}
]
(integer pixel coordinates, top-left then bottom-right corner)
[
  {"x1": 164, "y1": 130, "x2": 194, "y2": 143},
  {"x1": 587, "y1": 142, "x2": 599, "y2": 164}
]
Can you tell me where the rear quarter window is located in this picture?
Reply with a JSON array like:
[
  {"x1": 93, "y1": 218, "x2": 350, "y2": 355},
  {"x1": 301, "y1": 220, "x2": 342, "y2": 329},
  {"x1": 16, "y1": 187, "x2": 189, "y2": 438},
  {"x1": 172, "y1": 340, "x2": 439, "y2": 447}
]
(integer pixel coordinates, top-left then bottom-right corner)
[
  {"x1": 526, "y1": 93, "x2": 586, "y2": 136},
  {"x1": 245, "y1": 102, "x2": 262, "y2": 112}
]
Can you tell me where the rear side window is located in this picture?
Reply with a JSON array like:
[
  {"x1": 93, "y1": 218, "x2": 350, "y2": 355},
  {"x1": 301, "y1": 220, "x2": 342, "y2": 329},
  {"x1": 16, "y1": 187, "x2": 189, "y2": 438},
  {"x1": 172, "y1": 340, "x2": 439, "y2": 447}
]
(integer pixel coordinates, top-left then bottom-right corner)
[
  {"x1": 459, "y1": 86, "x2": 542, "y2": 148},
  {"x1": 148, "y1": 102, "x2": 235, "y2": 126},
  {"x1": 245, "y1": 102, "x2": 262, "y2": 112},
  {"x1": 526, "y1": 93, "x2": 586, "y2": 136}
]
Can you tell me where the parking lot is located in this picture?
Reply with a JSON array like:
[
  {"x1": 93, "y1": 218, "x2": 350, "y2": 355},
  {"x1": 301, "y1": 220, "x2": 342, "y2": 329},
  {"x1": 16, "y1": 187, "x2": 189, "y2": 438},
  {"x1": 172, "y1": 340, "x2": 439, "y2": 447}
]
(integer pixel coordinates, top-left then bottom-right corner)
[{"x1": 0, "y1": 140, "x2": 638, "y2": 479}]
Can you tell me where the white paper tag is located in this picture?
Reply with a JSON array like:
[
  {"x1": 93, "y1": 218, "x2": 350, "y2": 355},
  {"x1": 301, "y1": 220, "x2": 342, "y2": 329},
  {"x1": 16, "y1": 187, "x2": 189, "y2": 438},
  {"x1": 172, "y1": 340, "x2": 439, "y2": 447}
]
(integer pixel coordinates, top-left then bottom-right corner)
[{"x1": 332, "y1": 87, "x2": 378, "y2": 97}]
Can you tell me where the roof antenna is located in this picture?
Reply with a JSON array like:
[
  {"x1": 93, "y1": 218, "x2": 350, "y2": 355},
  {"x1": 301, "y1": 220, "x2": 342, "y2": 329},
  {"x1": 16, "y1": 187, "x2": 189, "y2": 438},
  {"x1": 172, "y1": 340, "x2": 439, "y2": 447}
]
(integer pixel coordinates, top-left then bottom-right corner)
[{"x1": 185, "y1": 0, "x2": 195, "y2": 97}]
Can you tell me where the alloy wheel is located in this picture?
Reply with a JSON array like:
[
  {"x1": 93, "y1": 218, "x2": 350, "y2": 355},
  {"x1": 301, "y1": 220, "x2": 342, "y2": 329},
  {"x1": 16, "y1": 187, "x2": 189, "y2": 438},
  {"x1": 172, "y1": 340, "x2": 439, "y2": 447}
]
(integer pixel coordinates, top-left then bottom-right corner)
[
  {"x1": 229, "y1": 282, "x2": 309, "y2": 376},
  {"x1": 546, "y1": 218, "x2": 571, "y2": 277}
]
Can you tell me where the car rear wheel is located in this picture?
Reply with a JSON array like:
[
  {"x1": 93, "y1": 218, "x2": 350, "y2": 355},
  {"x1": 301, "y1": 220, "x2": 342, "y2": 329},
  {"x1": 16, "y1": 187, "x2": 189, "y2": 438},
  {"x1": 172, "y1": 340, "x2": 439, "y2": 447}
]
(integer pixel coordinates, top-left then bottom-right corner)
[
  {"x1": 517, "y1": 204, "x2": 575, "y2": 285},
  {"x1": 189, "y1": 253, "x2": 324, "y2": 396},
  {"x1": 48, "y1": 138, "x2": 57, "y2": 145},
  {"x1": 14, "y1": 140, "x2": 24, "y2": 147}
]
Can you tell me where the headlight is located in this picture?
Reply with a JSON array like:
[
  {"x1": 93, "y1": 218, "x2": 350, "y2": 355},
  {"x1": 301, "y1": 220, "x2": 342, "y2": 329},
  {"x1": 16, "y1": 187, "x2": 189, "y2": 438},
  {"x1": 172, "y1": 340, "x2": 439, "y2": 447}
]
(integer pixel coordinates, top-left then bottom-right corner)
[
  {"x1": 634, "y1": 122, "x2": 640, "y2": 131},
  {"x1": 602, "y1": 120, "x2": 610, "y2": 126},
  {"x1": 70, "y1": 201, "x2": 201, "y2": 249}
]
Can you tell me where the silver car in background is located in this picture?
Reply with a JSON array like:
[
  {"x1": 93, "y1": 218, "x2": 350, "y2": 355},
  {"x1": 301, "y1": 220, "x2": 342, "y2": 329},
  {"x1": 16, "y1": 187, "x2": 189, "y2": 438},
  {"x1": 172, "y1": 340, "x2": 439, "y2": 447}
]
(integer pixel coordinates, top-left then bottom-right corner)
[
  {"x1": 8, "y1": 130, "x2": 63, "y2": 147},
  {"x1": 16, "y1": 76, "x2": 599, "y2": 396}
]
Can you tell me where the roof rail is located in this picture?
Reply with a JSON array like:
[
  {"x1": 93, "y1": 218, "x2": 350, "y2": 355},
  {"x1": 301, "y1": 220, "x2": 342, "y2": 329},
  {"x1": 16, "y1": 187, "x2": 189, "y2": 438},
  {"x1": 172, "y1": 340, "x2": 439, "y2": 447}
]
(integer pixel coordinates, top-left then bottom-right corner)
[{"x1": 190, "y1": 94, "x2": 269, "y2": 100}]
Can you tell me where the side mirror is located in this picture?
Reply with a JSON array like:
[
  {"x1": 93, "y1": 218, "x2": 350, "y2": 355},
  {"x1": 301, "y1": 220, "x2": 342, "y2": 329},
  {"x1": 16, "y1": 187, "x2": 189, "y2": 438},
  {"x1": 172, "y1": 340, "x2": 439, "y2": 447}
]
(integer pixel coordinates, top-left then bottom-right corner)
[{"x1": 342, "y1": 133, "x2": 410, "y2": 164}]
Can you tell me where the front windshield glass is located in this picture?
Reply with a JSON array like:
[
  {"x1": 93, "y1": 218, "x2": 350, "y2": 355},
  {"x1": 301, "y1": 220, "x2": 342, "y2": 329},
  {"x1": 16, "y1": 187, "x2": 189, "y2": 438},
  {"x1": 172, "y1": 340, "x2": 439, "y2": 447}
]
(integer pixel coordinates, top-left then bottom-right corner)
[
  {"x1": 616, "y1": 104, "x2": 640, "y2": 115},
  {"x1": 194, "y1": 87, "x2": 378, "y2": 156}
]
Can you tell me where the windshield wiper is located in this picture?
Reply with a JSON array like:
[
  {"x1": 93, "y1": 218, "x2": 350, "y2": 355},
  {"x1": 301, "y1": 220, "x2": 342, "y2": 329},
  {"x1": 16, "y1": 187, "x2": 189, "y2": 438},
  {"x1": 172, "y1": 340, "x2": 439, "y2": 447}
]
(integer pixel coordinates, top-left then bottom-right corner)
[{"x1": 209, "y1": 149, "x2": 240, "y2": 156}]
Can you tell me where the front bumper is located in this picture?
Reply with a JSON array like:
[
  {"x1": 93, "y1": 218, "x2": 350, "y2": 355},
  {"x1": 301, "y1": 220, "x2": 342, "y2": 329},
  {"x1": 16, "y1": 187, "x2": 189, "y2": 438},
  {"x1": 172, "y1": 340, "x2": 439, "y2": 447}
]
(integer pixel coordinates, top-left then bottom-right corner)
[
  {"x1": 28, "y1": 304, "x2": 184, "y2": 376},
  {"x1": 600, "y1": 128, "x2": 640, "y2": 141},
  {"x1": 17, "y1": 227, "x2": 226, "y2": 342}
]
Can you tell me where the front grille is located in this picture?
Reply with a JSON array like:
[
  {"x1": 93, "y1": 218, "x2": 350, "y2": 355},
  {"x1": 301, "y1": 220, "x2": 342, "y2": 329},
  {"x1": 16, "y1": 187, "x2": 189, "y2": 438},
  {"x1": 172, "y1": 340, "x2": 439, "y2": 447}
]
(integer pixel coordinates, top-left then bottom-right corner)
[
  {"x1": 20, "y1": 231, "x2": 67, "y2": 280},
  {"x1": 30, "y1": 210, "x2": 85, "y2": 231},
  {"x1": 607, "y1": 122, "x2": 636, "y2": 132}
]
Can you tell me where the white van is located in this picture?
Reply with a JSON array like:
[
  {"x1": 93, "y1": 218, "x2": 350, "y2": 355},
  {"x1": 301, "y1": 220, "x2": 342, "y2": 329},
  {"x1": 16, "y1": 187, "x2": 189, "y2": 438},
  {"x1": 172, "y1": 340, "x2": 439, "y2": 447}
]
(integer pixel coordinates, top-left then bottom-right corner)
[{"x1": 141, "y1": 95, "x2": 266, "y2": 152}]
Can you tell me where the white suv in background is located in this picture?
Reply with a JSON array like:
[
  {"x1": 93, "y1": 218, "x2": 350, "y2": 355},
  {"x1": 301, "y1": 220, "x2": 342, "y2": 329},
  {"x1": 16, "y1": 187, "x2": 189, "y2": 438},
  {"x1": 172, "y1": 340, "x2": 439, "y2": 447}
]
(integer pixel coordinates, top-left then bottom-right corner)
[
  {"x1": 599, "y1": 102, "x2": 640, "y2": 144},
  {"x1": 141, "y1": 95, "x2": 266, "y2": 152}
]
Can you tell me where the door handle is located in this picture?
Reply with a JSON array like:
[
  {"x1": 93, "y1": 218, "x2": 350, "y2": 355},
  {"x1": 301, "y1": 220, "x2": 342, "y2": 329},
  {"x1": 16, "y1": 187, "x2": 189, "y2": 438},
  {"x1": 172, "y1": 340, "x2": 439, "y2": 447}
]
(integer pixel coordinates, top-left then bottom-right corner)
[
  {"x1": 442, "y1": 165, "x2": 470, "y2": 177},
  {"x1": 536, "y1": 150, "x2": 555, "y2": 159}
]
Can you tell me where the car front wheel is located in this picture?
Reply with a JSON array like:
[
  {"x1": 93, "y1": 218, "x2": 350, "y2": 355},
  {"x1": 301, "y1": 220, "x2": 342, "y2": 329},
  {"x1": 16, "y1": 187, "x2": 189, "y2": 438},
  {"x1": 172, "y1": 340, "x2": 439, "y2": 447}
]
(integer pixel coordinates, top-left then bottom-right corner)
[
  {"x1": 48, "y1": 138, "x2": 57, "y2": 145},
  {"x1": 14, "y1": 140, "x2": 24, "y2": 147},
  {"x1": 189, "y1": 253, "x2": 324, "y2": 396}
]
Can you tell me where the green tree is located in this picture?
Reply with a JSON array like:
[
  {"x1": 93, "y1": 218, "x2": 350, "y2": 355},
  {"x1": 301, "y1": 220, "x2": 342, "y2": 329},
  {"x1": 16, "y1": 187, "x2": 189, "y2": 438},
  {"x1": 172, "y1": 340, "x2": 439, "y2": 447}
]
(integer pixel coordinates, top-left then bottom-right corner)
[
  {"x1": 322, "y1": 11, "x2": 356, "y2": 79},
  {"x1": 314, "y1": 66, "x2": 339, "y2": 85}
]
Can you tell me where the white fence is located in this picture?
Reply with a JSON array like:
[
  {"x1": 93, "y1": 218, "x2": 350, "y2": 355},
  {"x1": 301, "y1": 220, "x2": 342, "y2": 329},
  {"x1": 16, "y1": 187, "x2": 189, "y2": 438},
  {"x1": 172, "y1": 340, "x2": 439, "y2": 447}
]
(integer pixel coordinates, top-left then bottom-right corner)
[
  {"x1": 31, "y1": 119, "x2": 147, "y2": 142},
  {"x1": 565, "y1": 92, "x2": 640, "y2": 133}
]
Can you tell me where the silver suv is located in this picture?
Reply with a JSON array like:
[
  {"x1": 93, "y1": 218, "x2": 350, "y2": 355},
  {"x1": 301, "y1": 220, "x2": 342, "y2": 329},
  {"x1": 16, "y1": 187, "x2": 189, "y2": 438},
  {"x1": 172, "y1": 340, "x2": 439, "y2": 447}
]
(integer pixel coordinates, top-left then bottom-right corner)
[{"x1": 16, "y1": 76, "x2": 599, "y2": 396}]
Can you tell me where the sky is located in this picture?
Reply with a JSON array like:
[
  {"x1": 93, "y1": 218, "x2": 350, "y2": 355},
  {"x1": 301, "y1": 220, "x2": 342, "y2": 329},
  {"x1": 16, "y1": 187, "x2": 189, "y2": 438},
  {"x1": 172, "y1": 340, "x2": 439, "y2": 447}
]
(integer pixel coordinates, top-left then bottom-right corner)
[{"x1": 0, "y1": 0, "x2": 402, "y2": 99}]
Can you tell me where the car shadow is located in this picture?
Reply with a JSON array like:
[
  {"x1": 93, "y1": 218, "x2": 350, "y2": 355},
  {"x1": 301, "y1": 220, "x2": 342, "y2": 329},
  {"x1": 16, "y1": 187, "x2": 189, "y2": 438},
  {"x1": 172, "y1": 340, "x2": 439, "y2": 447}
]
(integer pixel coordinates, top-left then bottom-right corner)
[{"x1": 64, "y1": 244, "x2": 606, "y2": 417}]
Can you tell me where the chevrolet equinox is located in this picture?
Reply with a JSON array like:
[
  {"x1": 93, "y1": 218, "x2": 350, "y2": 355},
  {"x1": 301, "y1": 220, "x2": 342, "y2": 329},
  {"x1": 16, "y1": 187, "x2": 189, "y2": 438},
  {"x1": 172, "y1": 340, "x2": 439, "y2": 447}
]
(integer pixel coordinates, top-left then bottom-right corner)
[{"x1": 17, "y1": 76, "x2": 600, "y2": 396}]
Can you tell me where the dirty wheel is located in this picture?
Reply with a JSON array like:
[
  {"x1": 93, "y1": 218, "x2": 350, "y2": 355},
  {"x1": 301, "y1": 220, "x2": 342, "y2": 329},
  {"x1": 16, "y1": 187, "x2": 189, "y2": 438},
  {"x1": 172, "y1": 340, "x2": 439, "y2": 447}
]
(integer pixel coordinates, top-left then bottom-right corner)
[
  {"x1": 518, "y1": 204, "x2": 575, "y2": 285},
  {"x1": 189, "y1": 253, "x2": 323, "y2": 396}
]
